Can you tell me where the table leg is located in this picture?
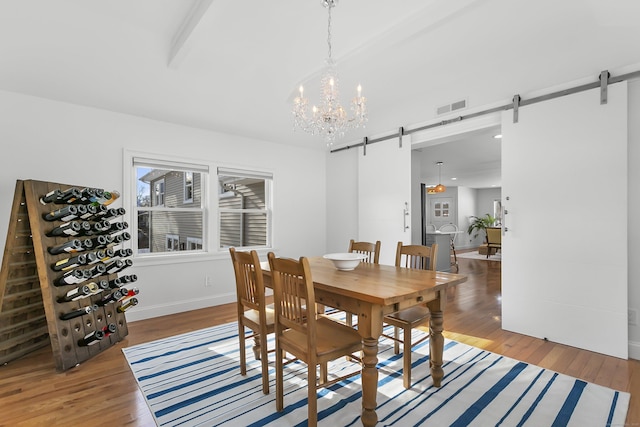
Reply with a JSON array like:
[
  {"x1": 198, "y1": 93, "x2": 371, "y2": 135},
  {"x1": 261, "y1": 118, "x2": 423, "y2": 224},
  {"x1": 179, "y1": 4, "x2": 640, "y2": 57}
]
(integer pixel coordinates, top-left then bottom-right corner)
[
  {"x1": 427, "y1": 296, "x2": 444, "y2": 387},
  {"x1": 361, "y1": 337, "x2": 378, "y2": 427}
]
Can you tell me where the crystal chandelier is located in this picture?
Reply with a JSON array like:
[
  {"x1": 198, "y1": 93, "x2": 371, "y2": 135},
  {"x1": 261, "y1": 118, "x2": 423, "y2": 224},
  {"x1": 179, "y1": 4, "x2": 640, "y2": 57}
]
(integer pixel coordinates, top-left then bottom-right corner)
[{"x1": 292, "y1": 0, "x2": 367, "y2": 147}]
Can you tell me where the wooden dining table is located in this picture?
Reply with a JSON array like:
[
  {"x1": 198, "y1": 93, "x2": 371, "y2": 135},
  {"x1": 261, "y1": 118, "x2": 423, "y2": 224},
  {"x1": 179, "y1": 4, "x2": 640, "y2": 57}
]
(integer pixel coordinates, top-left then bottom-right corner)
[{"x1": 263, "y1": 256, "x2": 468, "y2": 426}]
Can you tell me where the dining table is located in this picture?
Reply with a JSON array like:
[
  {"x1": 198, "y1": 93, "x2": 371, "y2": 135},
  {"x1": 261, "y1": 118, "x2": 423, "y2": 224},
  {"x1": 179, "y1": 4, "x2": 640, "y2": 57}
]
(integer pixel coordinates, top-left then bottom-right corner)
[{"x1": 263, "y1": 255, "x2": 468, "y2": 426}]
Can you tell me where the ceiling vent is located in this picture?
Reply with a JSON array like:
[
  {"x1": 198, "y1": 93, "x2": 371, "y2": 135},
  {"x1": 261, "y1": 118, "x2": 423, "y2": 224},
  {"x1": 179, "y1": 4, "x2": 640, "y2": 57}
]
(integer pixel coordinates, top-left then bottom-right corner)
[{"x1": 436, "y1": 99, "x2": 467, "y2": 115}]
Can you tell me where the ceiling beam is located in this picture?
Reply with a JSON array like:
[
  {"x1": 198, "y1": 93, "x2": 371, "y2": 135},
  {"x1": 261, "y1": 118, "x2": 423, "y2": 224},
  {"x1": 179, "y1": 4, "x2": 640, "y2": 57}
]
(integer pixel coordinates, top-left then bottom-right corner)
[{"x1": 168, "y1": 0, "x2": 214, "y2": 69}]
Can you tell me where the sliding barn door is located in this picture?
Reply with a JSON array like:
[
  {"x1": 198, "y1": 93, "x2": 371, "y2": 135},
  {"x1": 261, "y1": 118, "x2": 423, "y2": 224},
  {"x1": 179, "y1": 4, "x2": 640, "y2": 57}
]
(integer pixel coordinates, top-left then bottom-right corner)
[
  {"x1": 502, "y1": 83, "x2": 628, "y2": 358},
  {"x1": 358, "y1": 137, "x2": 412, "y2": 266}
]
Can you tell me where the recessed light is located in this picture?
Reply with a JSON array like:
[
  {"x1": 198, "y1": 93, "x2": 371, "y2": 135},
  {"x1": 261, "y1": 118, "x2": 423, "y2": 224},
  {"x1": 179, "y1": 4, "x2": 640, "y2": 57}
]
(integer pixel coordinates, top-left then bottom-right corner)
[
  {"x1": 494, "y1": 134, "x2": 502, "y2": 139},
  {"x1": 451, "y1": 177, "x2": 457, "y2": 180}
]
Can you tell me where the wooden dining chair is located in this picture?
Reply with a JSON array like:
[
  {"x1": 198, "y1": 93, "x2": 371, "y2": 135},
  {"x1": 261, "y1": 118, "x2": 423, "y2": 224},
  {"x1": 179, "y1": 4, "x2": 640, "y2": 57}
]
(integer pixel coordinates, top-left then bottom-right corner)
[
  {"x1": 383, "y1": 241, "x2": 438, "y2": 389},
  {"x1": 345, "y1": 239, "x2": 381, "y2": 327},
  {"x1": 267, "y1": 252, "x2": 362, "y2": 427},
  {"x1": 229, "y1": 247, "x2": 274, "y2": 394},
  {"x1": 486, "y1": 227, "x2": 502, "y2": 258},
  {"x1": 439, "y1": 223, "x2": 459, "y2": 271}
]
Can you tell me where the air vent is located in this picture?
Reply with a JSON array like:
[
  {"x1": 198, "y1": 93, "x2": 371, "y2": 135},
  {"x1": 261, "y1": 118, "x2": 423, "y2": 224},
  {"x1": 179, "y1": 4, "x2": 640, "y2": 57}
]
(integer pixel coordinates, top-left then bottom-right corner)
[{"x1": 436, "y1": 99, "x2": 467, "y2": 115}]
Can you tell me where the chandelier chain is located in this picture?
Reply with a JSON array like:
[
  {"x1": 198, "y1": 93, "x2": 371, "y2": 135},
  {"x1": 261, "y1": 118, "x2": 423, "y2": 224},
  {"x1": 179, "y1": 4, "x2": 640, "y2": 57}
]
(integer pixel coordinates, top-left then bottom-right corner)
[{"x1": 327, "y1": 4, "x2": 332, "y2": 61}]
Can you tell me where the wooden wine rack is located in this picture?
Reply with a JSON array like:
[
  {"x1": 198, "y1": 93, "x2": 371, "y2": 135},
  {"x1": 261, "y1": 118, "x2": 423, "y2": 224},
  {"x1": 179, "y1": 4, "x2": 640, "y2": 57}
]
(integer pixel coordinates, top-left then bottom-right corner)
[{"x1": 0, "y1": 179, "x2": 131, "y2": 371}]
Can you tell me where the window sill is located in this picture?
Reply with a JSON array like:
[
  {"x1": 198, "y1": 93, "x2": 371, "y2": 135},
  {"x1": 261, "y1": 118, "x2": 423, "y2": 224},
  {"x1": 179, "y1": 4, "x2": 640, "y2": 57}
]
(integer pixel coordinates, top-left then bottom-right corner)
[{"x1": 133, "y1": 248, "x2": 276, "y2": 267}]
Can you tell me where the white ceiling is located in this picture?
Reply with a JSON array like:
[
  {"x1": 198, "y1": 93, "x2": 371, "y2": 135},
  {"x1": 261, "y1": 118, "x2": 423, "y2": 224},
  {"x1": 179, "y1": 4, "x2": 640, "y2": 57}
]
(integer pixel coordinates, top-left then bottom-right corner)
[{"x1": 1, "y1": 0, "x2": 639, "y2": 186}]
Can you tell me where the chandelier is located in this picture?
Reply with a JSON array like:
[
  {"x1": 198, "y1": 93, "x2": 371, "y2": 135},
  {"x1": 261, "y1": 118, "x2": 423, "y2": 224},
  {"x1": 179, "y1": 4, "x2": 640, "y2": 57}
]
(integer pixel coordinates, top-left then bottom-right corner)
[{"x1": 292, "y1": 0, "x2": 367, "y2": 147}]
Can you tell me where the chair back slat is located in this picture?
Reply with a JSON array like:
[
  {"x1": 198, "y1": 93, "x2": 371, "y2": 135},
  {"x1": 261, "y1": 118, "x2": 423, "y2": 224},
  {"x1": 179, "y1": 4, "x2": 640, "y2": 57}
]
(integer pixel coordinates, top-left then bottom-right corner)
[
  {"x1": 268, "y1": 254, "x2": 316, "y2": 339},
  {"x1": 395, "y1": 242, "x2": 438, "y2": 271},
  {"x1": 230, "y1": 248, "x2": 265, "y2": 312},
  {"x1": 348, "y1": 239, "x2": 381, "y2": 264}
]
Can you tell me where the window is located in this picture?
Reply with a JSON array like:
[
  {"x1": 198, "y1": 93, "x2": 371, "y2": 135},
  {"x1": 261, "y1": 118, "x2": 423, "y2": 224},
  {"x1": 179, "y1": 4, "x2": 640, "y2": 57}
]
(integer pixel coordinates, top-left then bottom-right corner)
[
  {"x1": 187, "y1": 237, "x2": 203, "y2": 250},
  {"x1": 184, "y1": 172, "x2": 193, "y2": 203},
  {"x1": 218, "y1": 167, "x2": 272, "y2": 249},
  {"x1": 133, "y1": 156, "x2": 208, "y2": 256},
  {"x1": 166, "y1": 234, "x2": 179, "y2": 251},
  {"x1": 154, "y1": 179, "x2": 165, "y2": 206}
]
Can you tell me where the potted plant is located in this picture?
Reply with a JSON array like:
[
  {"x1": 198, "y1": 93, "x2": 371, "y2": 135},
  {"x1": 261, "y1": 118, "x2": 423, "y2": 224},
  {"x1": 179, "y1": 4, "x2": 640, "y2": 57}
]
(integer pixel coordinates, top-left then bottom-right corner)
[{"x1": 467, "y1": 213, "x2": 497, "y2": 242}]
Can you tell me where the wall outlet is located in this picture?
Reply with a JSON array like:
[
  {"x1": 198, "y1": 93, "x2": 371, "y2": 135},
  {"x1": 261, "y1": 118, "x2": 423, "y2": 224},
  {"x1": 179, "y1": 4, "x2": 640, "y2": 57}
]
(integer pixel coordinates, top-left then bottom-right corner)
[
  {"x1": 629, "y1": 308, "x2": 638, "y2": 326},
  {"x1": 205, "y1": 276, "x2": 213, "y2": 288}
]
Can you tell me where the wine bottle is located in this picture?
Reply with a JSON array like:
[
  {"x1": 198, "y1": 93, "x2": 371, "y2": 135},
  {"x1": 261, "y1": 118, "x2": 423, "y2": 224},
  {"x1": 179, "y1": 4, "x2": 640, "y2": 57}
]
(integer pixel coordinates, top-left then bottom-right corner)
[
  {"x1": 40, "y1": 189, "x2": 62, "y2": 204},
  {"x1": 107, "y1": 277, "x2": 122, "y2": 289},
  {"x1": 120, "y1": 287, "x2": 139, "y2": 301},
  {"x1": 104, "y1": 259, "x2": 125, "y2": 275},
  {"x1": 80, "y1": 238, "x2": 94, "y2": 251},
  {"x1": 43, "y1": 205, "x2": 78, "y2": 222},
  {"x1": 77, "y1": 329, "x2": 105, "y2": 346},
  {"x1": 83, "y1": 220, "x2": 110, "y2": 236},
  {"x1": 102, "y1": 323, "x2": 117, "y2": 338},
  {"x1": 87, "y1": 263, "x2": 107, "y2": 279},
  {"x1": 52, "y1": 253, "x2": 90, "y2": 271},
  {"x1": 112, "y1": 248, "x2": 132, "y2": 259},
  {"x1": 46, "y1": 221, "x2": 82, "y2": 237},
  {"x1": 86, "y1": 235, "x2": 109, "y2": 250},
  {"x1": 95, "y1": 289, "x2": 124, "y2": 306},
  {"x1": 102, "y1": 221, "x2": 128, "y2": 235},
  {"x1": 55, "y1": 268, "x2": 92, "y2": 286},
  {"x1": 101, "y1": 207, "x2": 127, "y2": 221},
  {"x1": 91, "y1": 190, "x2": 120, "y2": 206},
  {"x1": 78, "y1": 187, "x2": 97, "y2": 204},
  {"x1": 59, "y1": 187, "x2": 83, "y2": 204},
  {"x1": 48, "y1": 239, "x2": 83, "y2": 255},
  {"x1": 109, "y1": 232, "x2": 131, "y2": 247},
  {"x1": 89, "y1": 279, "x2": 110, "y2": 293},
  {"x1": 114, "y1": 258, "x2": 133, "y2": 274},
  {"x1": 117, "y1": 298, "x2": 138, "y2": 313},
  {"x1": 121, "y1": 274, "x2": 138, "y2": 285},
  {"x1": 60, "y1": 304, "x2": 99, "y2": 321},
  {"x1": 57, "y1": 283, "x2": 97, "y2": 303},
  {"x1": 78, "y1": 204, "x2": 97, "y2": 220}
]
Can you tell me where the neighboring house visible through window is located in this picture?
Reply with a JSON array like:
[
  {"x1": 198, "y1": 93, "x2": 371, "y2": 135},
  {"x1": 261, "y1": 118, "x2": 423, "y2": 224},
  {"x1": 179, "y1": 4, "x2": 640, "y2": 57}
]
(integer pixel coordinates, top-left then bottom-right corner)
[
  {"x1": 218, "y1": 167, "x2": 272, "y2": 249},
  {"x1": 133, "y1": 156, "x2": 207, "y2": 255}
]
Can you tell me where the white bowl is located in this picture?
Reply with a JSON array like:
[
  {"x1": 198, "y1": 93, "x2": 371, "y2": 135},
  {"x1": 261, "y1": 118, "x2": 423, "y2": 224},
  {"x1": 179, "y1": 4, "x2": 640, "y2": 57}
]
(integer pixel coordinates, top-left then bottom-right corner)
[{"x1": 323, "y1": 253, "x2": 368, "y2": 271}]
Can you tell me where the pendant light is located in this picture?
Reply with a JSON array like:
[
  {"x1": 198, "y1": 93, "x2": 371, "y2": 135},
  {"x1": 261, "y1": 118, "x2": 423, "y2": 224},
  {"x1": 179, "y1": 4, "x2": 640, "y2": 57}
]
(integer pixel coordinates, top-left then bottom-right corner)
[{"x1": 434, "y1": 161, "x2": 446, "y2": 193}]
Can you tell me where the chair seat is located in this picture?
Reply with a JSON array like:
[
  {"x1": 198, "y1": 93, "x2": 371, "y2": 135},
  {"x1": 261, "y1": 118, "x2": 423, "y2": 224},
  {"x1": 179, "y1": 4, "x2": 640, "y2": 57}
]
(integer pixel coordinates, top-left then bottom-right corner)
[
  {"x1": 384, "y1": 305, "x2": 430, "y2": 327},
  {"x1": 279, "y1": 317, "x2": 362, "y2": 362},
  {"x1": 243, "y1": 304, "x2": 275, "y2": 326}
]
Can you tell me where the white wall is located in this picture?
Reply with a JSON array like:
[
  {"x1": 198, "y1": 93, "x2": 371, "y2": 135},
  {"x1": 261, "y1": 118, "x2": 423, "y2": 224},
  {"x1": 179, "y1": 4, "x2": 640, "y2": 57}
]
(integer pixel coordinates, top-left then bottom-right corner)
[
  {"x1": 326, "y1": 148, "x2": 358, "y2": 253},
  {"x1": 628, "y1": 79, "x2": 640, "y2": 357},
  {"x1": 326, "y1": 79, "x2": 640, "y2": 359},
  {"x1": 0, "y1": 90, "x2": 327, "y2": 322}
]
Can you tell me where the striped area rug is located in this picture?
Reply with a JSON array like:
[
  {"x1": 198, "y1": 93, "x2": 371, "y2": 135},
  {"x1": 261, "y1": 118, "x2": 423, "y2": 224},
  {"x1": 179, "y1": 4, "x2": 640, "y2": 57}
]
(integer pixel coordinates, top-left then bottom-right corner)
[{"x1": 122, "y1": 320, "x2": 629, "y2": 427}]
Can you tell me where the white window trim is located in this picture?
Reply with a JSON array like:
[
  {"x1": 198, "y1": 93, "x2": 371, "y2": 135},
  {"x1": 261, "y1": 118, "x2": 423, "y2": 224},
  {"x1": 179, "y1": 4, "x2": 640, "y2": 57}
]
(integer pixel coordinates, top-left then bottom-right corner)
[
  {"x1": 166, "y1": 234, "x2": 179, "y2": 251},
  {"x1": 125, "y1": 150, "x2": 211, "y2": 265},
  {"x1": 217, "y1": 166, "x2": 273, "y2": 251}
]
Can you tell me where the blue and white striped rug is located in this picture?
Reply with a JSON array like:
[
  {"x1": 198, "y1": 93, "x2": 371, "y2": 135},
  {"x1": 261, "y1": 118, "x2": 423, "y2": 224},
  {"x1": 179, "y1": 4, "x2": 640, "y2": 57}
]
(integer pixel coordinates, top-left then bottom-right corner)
[{"x1": 122, "y1": 320, "x2": 629, "y2": 427}]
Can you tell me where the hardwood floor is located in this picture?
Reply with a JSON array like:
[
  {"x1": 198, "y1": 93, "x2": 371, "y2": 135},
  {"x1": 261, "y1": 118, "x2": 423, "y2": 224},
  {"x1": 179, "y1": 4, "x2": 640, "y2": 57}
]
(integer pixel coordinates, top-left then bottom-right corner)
[{"x1": 0, "y1": 255, "x2": 637, "y2": 426}]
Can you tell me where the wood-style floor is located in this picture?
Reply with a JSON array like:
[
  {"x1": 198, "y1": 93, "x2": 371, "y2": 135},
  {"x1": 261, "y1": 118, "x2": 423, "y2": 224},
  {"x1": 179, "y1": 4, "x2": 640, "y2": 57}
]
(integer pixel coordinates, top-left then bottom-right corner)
[{"x1": 1, "y1": 254, "x2": 637, "y2": 426}]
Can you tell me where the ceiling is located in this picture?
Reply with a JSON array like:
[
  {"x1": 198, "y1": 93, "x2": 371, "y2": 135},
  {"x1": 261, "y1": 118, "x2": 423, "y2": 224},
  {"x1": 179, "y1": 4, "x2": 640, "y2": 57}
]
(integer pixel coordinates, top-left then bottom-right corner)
[{"x1": 1, "y1": 0, "x2": 639, "y2": 186}]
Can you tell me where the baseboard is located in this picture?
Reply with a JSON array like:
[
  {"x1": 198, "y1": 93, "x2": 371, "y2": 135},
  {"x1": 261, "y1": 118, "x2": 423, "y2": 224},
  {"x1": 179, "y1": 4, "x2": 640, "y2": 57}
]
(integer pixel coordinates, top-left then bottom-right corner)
[
  {"x1": 124, "y1": 293, "x2": 236, "y2": 322},
  {"x1": 629, "y1": 339, "x2": 640, "y2": 360}
]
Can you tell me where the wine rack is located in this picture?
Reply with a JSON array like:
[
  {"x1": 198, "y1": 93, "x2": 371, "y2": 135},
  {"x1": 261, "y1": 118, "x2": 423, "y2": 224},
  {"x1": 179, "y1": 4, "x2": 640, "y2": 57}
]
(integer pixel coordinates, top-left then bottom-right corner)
[{"x1": 0, "y1": 179, "x2": 134, "y2": 371}]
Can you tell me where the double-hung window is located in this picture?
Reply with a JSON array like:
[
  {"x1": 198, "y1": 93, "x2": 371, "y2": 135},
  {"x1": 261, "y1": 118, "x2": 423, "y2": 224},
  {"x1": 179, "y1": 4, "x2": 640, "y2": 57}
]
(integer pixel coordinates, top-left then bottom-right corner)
[
  {"x1": 133, "y1": 156, "x2": 208, "y2": 255},
  {"x1": 218, "y1": 167, "x2": 272, "y2": 249}
]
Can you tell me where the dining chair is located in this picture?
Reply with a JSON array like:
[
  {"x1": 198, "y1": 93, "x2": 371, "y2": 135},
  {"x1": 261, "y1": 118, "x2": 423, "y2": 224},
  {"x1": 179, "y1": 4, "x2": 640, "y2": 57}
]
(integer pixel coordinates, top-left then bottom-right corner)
[
  {"x1": 383, "y1": 241, "x2": 438, "y2": 389},
  {"x1": 229, "y1": 247, "x2": 274, "y2": 394},
  {"x1": 439, "y1": 223, "x2": 459, "y2": 270},
  {"x1": 267, "y1": 252, "x2": 362, "y2": 427},
  {"x1": 426, "y1": 224, "x2": 437, "y2": 232},
  {"x1": 486, "y1": 227, "x2": 502, "y2": 258},
  {"x1": 345, "y1": 239, "x2": 381, "y2": 327}
]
